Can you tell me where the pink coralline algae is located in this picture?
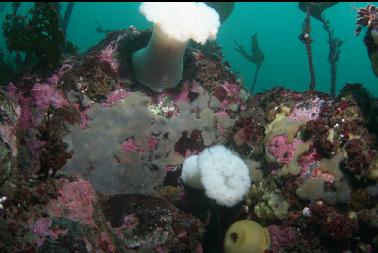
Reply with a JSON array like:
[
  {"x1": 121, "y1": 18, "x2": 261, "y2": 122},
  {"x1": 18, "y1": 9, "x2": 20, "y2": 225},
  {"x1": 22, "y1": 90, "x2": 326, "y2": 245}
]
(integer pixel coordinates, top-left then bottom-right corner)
[
  {"x1": 12, "y1": 75, "x2": 68, "y2": 129},
  {"x1": 195, "y1": 243, "x2": 203, "y2": 253},
  {"x1": 8, "y1": 78, "x2": 68, "y2": 130},
  {"x1": 98, "y1": 43, "x2": 119, "y2": 72},
  {"x1": 108, "y1": 213, "x2": 139, "y2": 237},
  {"x1": 298, "y1": 149, "x2": 335, "y2": 184},
  {"x1": 309, "y1": 203, "x2": 359, "y2": 241},
  {"x1": 31, "y1": 217, "x2": 67, "y2": 248},
  {"x1": 148, "y1": 136, "x2": 159, "y2": 150},
  {"x1": 223, "y1": 82, "x2": 240, "y2": 97},
  {"x1": 155, "y1": 81, "x2": 196, "y2": 108},
  {"x1": 192, "y1": 50, "x2": 205, "y2": 61},
  {"x1": 32, "y1": 218, "x2": 50, "y2": 236},
  {"x1": 6, "y1": 82, "x2": 19, "y2": 100},
  {"x1": 99, "y1": 232, "x2": 116, "y2": 253},
  {"x1": 298, "y1": 149, "x2": 322, "y2": 177},
  {"x1": 165, "y1": 164, "x2": 178, "y2": 172},
  {"x1": 169, "y1": 81, "x2": 192, "y2": 104},
  {"x1": 313, "y1": 168, "x2": 335, "y2": 184},
  {"x1": 46, "y1": 178, "x2": 97, "y2": 227},
  {"x1": 289, "y1": 97, "x2": 323, "y2": 122},
  {"x1": 32, "y1": 82, "x2": 68, "y2": 111},
  {"x1": 122, "y1": 214, "x2": 139, "y2": 229},
  {"x1": 11, "y1": 90, "x2": 32, "y2": 129},
  {"x1": 80, "y1": 108, "x2": 90, "y2": 129},
  {"x1": 267, "y1": 225, "x2": 299, "y2": 253},
  {"x1": 155, "y1": 246, "x2": 168, "y2": 253},
  {"x1": 214, "y1": 82, "x2": 245, "y2": 111},
  {"x1": 31, "y1": 65, "x2": 71, "y2": 112},
  {"x1": 26, "y1": 138, "x2": 46, "y2": 169},
  {"x1": 102, "y1": 88, "x2": 130, "y2": 107},
  {"x1": 72, "y1": 103, "x2": 90, "y2": 129},
  {"x1": 268, "y1": 134, "x2": 303, "y2": 165},
  {"x1": 122, "y1": 138, "x2": 144, "y2": 154}
]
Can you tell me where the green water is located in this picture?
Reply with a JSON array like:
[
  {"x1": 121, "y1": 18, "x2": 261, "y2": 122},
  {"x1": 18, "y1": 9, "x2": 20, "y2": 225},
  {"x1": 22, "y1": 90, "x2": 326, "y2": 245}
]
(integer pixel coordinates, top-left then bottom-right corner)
[{"x1": 1, "y1": 2, "x2": 378, "y2": 95}]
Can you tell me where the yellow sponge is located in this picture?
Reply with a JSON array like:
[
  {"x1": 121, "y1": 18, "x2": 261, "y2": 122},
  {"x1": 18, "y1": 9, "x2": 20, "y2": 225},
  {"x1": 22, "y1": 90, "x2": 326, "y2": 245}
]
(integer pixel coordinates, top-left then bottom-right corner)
[{"x1": 224, "y1": 220, "x2": 270, "y2": 253}]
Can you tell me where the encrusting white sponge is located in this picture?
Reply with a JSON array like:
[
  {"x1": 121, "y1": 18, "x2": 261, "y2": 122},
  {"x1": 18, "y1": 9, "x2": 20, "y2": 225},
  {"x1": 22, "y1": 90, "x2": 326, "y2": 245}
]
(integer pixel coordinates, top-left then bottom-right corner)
[{"x1": 181, "y1": 145, "x2": 251, "y2": 207}]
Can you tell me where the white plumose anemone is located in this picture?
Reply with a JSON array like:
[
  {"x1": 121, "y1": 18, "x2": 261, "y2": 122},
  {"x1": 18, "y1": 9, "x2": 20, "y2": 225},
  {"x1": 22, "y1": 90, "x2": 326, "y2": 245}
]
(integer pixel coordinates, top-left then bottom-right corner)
[
  {"x1": 132, "y1": 2, "x2": 220, "y2": 92},
  {"x1": 181, "y1": 145, "x2": 251, "y2": 207}
]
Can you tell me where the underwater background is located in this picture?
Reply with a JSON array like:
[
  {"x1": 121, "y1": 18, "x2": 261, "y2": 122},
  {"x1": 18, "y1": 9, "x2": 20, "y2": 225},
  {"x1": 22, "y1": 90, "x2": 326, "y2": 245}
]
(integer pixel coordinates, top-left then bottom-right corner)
[
  {"x1": 1, "y1": 2, "x2": 378, "y2": 253},
  {"x1": 1, "y1": 2, "x2": 377, "y2": 96}
]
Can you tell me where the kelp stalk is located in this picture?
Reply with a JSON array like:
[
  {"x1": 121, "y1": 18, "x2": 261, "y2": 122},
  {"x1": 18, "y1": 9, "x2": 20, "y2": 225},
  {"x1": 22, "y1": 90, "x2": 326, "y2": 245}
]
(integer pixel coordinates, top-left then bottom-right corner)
[
  {"x1": 300, "y1": 5, "x2": 316, "y2": 91},
  {"x1": 251, "y1": 65, "x2": 260, "y2": 94},
  {"x1": 52, "y1": 2, "x2": 75, "y2": 37},
  {"x1": 62, "y1": 3, "x2": 74, "y2": 37},
  {"x1": 322, "y1": 18, "x2": 344, "y2": 97}
]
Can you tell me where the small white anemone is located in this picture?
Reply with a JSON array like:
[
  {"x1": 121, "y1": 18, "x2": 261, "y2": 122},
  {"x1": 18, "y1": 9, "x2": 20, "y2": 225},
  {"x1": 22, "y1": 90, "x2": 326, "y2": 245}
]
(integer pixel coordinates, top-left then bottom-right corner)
[
  {"x1": 181, "y1": 155, "x2": 202, "y2": 189},
  {"x1": 132, "y1": 2, "x2": 220, "y2": 92},
  {"x1": 181, "y1": 145, "x2": 251, "y2": 207}
]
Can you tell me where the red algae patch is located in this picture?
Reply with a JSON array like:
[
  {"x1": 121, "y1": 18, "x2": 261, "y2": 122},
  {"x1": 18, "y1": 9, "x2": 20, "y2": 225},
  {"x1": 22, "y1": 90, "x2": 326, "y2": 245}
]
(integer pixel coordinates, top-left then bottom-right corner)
[{"x1": 46, "y1": 178, "x2": 97, "y2": 227}]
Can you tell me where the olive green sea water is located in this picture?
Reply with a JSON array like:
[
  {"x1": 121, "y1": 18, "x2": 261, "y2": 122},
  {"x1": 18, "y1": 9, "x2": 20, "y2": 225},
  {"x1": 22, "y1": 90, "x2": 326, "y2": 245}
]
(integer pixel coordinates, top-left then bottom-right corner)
[{"x1": 0, "y1": 2, "x2": 377, "y2": 95}]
